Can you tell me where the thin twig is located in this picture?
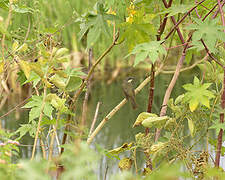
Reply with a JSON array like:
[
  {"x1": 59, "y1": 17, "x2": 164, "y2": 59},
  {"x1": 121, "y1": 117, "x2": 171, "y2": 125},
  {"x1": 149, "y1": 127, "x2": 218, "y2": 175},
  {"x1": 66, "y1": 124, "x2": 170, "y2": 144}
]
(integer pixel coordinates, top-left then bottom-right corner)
[
  {"x1": 0, "y1": 95, "x2": 31, "y2": 119},
  {"x1": 89, "y1": 102, "x2": 101, "y2": 136}
]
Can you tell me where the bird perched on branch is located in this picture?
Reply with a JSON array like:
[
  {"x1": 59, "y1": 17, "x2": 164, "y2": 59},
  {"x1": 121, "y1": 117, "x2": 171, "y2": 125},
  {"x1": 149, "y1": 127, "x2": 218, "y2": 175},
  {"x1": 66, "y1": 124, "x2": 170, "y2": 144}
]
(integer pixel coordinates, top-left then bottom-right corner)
[{"x1": 122, "y1": 77, "x2": 138, "y2": 109}]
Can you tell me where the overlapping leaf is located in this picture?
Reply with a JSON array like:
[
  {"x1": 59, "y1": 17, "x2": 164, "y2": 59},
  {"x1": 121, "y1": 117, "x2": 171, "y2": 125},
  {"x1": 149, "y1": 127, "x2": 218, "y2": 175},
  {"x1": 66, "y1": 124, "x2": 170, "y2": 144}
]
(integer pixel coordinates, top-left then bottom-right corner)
[
  {"x1": 160, "y1": 4, "x2": 193, "y2": 17},
  {"x1": 126, "y1": 40, "x2": 166, "y2": 66},
  {"x1": 78, "y1": 2, "x2": 119, "y2": 48},
  {"x1": 186, "y1": 18, "x2": 225, "y2": 53},
  {"x1": 183, "y1": 76, "x2": 215, "y2": 112}
]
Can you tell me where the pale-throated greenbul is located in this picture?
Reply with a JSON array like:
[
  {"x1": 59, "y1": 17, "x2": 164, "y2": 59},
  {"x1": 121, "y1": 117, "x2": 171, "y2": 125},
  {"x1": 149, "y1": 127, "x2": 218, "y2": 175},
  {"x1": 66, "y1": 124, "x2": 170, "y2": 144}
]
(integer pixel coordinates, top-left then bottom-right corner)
[{"x1": 122, "y1": 77, "x2": 138, "y2": 109}]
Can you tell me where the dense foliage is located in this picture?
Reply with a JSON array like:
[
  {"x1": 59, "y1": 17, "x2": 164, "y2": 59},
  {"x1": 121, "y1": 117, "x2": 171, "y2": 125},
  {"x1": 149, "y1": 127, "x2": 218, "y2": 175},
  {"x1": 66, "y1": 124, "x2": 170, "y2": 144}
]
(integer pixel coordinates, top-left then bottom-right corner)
[{"x1": 1, "y1": 0, "x2": 225, "y2": 179}]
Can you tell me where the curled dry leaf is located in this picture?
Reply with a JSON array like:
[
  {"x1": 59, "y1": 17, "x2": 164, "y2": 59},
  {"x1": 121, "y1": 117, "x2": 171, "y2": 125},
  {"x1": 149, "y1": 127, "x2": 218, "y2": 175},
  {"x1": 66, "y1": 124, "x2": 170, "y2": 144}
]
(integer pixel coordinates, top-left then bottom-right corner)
[{"x1": 133, "y1": 112, "x2": 158, "y2": 128}]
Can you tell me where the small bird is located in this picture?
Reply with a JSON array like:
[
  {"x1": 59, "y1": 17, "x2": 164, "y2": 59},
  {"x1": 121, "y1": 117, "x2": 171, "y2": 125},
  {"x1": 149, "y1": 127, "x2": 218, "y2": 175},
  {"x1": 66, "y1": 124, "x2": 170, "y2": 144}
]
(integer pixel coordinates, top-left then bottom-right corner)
[{"x1": 122, "y1": 77, "x2": 138, "y2": 109}]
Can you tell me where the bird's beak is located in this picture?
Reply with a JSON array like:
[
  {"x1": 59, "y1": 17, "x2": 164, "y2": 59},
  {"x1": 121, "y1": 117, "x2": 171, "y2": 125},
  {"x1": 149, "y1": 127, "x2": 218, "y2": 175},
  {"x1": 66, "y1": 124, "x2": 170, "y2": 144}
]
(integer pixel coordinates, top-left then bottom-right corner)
[{"x1": 127, "y1": 79, "x2": 133, "y2": 83}]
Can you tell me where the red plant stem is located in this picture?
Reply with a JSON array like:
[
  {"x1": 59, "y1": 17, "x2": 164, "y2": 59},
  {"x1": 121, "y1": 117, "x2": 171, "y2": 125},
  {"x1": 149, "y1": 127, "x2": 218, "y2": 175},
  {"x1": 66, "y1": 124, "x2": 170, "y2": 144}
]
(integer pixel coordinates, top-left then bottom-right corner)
[
  {"x1": 146, "y1": 64, "x2": 155, "y2": 135},
  {"x1": 215, "y1": 67, "x2": 225, "y2": 167},
  {"x1": 212, "y1": 0, "x2": 225, "y2": 18},
  {"x1": 161, "y1": 0, "x2": 185, "y2": 43},
  {"x1": 215, "y1": 0, "x2": 225, "y2": 168},
  {"x1": 157, "y1": 0, "x2": 173, "y2": 41}
]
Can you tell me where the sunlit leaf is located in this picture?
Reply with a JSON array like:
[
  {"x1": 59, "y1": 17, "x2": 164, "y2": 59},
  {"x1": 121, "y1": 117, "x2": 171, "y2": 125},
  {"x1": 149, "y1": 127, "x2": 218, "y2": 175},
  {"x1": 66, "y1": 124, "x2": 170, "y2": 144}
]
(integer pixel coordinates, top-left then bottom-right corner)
[
  {"x1": 189, "y1": 98, "x2": 199, "y2": 112},
  {"x1": 183, "y1": 76, "x2": 214, "y2": 112}
]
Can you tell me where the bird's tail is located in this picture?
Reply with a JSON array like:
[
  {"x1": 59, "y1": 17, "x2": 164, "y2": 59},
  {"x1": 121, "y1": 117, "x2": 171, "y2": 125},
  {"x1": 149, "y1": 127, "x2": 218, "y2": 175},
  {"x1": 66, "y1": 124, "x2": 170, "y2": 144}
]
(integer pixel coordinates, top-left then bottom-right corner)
[{"x1": 130, "y1": 97, "x2": 138, "y2": 109}]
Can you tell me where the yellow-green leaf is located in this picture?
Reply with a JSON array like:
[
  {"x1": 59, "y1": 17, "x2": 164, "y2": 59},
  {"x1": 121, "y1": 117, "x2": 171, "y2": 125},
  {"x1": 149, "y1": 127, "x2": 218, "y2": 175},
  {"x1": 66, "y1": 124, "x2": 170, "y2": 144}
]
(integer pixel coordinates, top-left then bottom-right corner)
[
  {"x1": 18, "y1": 60, "x2": 31, "y2": 79},
  {"x1": 201, "y1": 96, "x2": 210, "y2": 108},
  {"x1": 189, "y1": 98, "x2": 199, "y2": 112},
  {"x1": 133, "y1": 112, "x2": 158, "y2": 128},
  {"x1": 49, "y1": 75, "x2": 66, "y2": 89},
  {"x1": 141, "y1": 116, "x2": 169, "y2": 129}
]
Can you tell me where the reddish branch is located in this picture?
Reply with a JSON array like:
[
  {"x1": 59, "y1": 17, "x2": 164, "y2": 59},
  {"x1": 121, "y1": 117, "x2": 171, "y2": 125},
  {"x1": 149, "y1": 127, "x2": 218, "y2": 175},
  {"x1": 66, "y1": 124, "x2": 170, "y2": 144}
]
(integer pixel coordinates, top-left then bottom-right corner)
[
  {"x1": 215, "y1": 67, "x2": 225, "y2": 167},
  {"x1": 215, "y1": 0, "x2": 225, "y2": 168},
  {"x1": 157, "y1": 0, "x2": 173, "y2": 41}
]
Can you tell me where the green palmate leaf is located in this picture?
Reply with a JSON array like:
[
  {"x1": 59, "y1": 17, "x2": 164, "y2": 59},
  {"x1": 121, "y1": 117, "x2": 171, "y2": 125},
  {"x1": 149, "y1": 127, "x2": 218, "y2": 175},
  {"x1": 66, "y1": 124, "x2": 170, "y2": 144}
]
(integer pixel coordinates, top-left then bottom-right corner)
[
  {"x1": 78, "y1": 2, "x2": 119, "y2": 48},
  {"x1": 126, "y1": 41, "x2": 166, "y2": 66},
  {"x1": 23, "y1": 95, "x2": 53, "y2": 122},
  {"x1": 186, "y1": 18, "x2": 225, "y2": 53},
  {"x1": 134, "y1": 51, "x2": 149, "y2": 66},
  {"x1": 16, "y1": 124, "x2": 36, "y2": 139},
  {"x1": 120, "y1": 23, "x2": 152, "y2": 50},
  {"x1": 43, "y1": 102, "x2": 53, "y2": 118},
  {"x1": 45, "y1": 93, "x2": 71, "y2": 114},
  {"x1": 183, "y1": 76, "x2": 215, "y2": 112},
  {"x1": 160, "y1": 4, "x2": 193, "y2": 17},
  {"x1": 189, "y1": 98, "x2": 199, "y2": 112}
]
